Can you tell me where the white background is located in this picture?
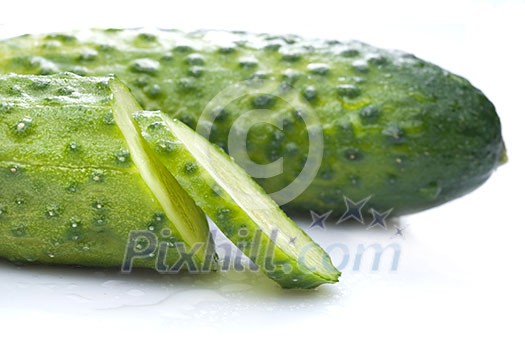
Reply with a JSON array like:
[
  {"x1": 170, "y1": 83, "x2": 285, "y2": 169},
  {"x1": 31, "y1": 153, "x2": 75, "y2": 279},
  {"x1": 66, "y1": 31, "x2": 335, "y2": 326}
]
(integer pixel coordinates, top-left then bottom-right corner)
[{"x1": 1, "y1": 0, "x2": 524, "y2": 349}]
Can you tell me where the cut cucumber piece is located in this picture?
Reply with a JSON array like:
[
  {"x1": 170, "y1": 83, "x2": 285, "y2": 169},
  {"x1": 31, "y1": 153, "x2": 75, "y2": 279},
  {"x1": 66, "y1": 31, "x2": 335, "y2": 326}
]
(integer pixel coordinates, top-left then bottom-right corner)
[
  {"x1": 134, "y1": 111, "x2": 341, "y2": 288},
  {"x1": 0, "y1": 73, "x2": 213, "y2": 270}
]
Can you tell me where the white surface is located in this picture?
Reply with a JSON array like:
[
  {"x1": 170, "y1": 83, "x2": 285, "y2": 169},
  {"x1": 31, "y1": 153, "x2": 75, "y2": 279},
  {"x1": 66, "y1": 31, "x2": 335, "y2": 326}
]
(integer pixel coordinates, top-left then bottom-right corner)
[{"x1": 1, "y1": 0, "x2": 524, "y2": 349}]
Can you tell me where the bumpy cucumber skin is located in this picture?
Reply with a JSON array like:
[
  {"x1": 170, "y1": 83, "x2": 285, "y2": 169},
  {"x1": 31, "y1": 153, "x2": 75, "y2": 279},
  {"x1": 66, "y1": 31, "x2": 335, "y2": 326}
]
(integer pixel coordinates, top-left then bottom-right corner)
[
  {"x1": 0, "y1": 29, "x2": 505, "y2": 215},
  {"x1": 134, "y1": 111, "x2": 340, "y2": 289},
  {"x1": 0, "y1": 74, "x2": 210, "y2": 268}
]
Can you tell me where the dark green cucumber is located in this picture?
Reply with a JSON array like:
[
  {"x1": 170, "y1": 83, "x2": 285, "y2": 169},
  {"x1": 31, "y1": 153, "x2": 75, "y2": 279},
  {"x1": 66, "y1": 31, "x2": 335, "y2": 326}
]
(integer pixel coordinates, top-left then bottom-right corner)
[
  {"x1": 134, "y1": 110, "x2": 340, "y2": 288},
  {"x1": 0, "y1": 73, "x2": 213, "y2": 269},
  {"x1": 0, "y1": 29, "x2": 506, "y2": 215}
]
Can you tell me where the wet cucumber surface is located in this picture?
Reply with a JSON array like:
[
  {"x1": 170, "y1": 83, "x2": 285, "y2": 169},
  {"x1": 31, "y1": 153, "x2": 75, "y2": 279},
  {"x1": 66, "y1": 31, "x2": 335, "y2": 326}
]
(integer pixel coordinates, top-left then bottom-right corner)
[
  {"x1": 134, "y1": 111, "x2": 340, "y2": 288},
  {"x1": 0, "y1": 29, "x2": 506, "y2": 215},
  {"x1": 0, "y1": 73, "x2": 212, "y2": 269},
  {"x1": 0, "y1": 73, "x2": 338, "y2": 288}
]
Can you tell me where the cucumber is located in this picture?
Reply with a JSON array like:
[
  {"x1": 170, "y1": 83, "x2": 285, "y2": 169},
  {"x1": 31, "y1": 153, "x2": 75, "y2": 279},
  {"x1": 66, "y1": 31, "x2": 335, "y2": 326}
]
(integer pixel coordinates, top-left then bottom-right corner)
[
  {"x1": 134, "y1": 110, "x2": 340, "y2": 288},
  {"x1": 0, "y1": 73, "x2": 213, "y2": 270},
  {"x1": 0, "y1": 29, "x2": 506, "y2": 215}
]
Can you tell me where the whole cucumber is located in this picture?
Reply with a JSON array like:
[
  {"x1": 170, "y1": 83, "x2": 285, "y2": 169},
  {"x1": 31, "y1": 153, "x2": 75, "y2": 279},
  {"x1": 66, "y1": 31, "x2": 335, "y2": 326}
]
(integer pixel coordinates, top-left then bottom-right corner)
[
  {"x1": 0, "y1": 73, "x2": 213, "y2": 269},
  {"x1": 0, "y1": 29, "x2": 506, "y2": 215}
]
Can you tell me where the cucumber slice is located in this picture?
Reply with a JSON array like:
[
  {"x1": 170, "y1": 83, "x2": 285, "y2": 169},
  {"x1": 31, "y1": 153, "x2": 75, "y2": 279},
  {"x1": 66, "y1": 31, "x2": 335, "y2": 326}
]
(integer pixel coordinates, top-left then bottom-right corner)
[
  {"x1": 0, "y1": 73, "x2": 213, "y2": 270},
  {"x1": 134, "y1": 111, "x2": 341, "y2": 288}
]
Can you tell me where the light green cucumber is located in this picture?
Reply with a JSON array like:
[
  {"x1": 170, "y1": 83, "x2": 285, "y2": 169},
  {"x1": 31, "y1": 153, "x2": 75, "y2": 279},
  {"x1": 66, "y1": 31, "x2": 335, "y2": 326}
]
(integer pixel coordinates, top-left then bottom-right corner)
[
  {"x1": 0, "y1": 29, "x2": 506, "y2": 216},
  {"x1": 0, "y1": 73, "x2": 213, "y2": 269},
  {"x1": 134, "y1": 110, "x2": 340, "y2": 288}
]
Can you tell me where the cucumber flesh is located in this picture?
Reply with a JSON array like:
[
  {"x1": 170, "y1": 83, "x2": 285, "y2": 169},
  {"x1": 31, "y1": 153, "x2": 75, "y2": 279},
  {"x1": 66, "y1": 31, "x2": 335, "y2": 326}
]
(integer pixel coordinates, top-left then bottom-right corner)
[{"x1": 134, "y1": 111, "x2": 341, "y2": 288}]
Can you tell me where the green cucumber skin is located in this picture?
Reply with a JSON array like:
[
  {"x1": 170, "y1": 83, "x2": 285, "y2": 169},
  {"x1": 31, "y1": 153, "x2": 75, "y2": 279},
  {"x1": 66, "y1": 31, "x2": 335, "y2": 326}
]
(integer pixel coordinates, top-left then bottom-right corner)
[
  {"x1": 0, "y1": 29, "x2": 505, "y2": 215},
  {"x1": 0, "y1": 74, "x2": 210, "y2": 269},
  {"x1": 134, "y1": 111, "x2": 340, "y2": 289}
]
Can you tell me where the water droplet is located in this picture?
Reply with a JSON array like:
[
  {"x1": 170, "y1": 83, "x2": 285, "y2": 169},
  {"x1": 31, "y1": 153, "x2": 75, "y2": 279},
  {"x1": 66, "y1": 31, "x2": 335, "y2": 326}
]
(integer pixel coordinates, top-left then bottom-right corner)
[
  {"x1": 154, "y1": 212, "x2": 165, "y2": 222},
  {"x1": 78, "y1": 48, "x2": 98, "y2": 61},
  {"x1": 11, "y1": 225, "x2": 26, "y2": 237},
  {"x1": 14, "y1": 117, "x2": 32, "y2": 134},
  {"x1": 352, "y1": 60, "x2": 369, "y2": 73},
  {"x1": 187, "y1": 53, "x2": 205, "y2": 66},
  {"x1": 217, "y1": 208, "x2": 231, "y2": 221},
  {"x1": 70, "y1": 217, "x2": 81, "y2": 229},
  {"x1": 30, "y1": 56, "x2": 59, "y2": 75},
  {"x1": 188, "y1": 66, "x2": 205, "y2": 77},
  {"x1": 307, "y1": 63, "x2": 330, "y2": 75},
  {"x1": 91, "y1": 170, "x2": 104, "y2": 182},
  {"x1": 94, "y1": 217, "x2": 106, "y2": 226},
  {"x1": 367, "y1": 54, "x2": 388, "y2": 66},
  {"x1": 46, "y1": 205, "x2": 60, "y2": 218},
  {"x1": 0, "y1": 102, "x2": 14, "y2": 113},
  {"x1": 349, "y1": 175, "x2": 361, "y2": 186},
  {"x1": 387, "y1": 174, "x2": 397, "y2": 184},
  {"x1": 359, "y1": 105, "x2": 381, "y2": 124},
  {"x1": 382, "y1": 124, "x2": 405, "y2": 144},
  {"x1": 145, "y1": 84, "x2": 162, "y2": 98},
  {"x1": 303, "y1": 86, "x2": 317, "y2": 101},
  {"x1": 183, "y1": 162, "x2": 198, "y2": 175},
  {"x1": 239, "y1": 56, "x2": 258, "y2": 68},
  {"x1": 57, "y1": 86, "x2": 75, "y2": 96},
  {"x1": 103, "y1": 112, "x2": 114, "y2": 125},
  {"x1": 178, "y1": 77, "x2": 196, "y2": 92},
  {"x1": 210, "y1": 106, "x2": 228, "y2": 122},
  {"x1": 69, "y1": 141, "x2": 80, "y2": 151},
  {"x1": 281, "y1": 50, "x2": 302, "y2": 62},
  {"x1": 252, "y1": 94, "x2": 276, "y2": 109},
  {"x1": 284, "y1": 142, "x2": 299, "y2": 156},
  {"x1": 130, "y1": 58, "x2": 160, "y2": 74},
  {"x1": 71, "y1": 66, "x2": 89, "y2": 76},
  {"x1": 282, "y1": 68, "x2": 300, "y2": 84},
  {"x1": 344, "y1": 148, "x2": 363, "y2": 161},
  {"x1": 67, "y1": 182, "x2": 78, "y2": 193},
  {"x1": 337, "y1": 84, "x2": 361, "y2": 99},
  {"x1": 115, "y1": 149, "x2": 130, "y2": 163},
  {"x1": 32, "y1": 79, "x2": 51, "y2": 90},
  {"x1": 419, "y1": 181, "x2": 442, "y2": 200},
  {"x1": 156, "y1": 140, "x2": 177, "y2": 153}
]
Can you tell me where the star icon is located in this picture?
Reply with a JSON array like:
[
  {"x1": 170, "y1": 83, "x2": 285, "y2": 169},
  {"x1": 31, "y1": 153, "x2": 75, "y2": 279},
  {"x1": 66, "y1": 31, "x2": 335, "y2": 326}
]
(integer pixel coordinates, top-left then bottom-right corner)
[
  {"x1": 393, "y1": 226, "x2": 405, "y2": 237},
  {"x1": 309, "y1": 210, "x2": 332, "y2": 230},
  {"x1": 367, "y1": 208, "x2": 393, "y2": 230},
  {"x1": 337, "y1": 196, "x2": 371, "y2": 224}
]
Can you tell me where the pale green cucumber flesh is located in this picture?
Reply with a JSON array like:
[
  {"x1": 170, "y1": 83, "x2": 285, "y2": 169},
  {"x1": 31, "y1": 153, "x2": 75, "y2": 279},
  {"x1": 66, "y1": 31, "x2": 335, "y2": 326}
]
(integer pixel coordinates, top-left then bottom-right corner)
[
  {"x1": 0, "y1": 73, "x2": 212, "y2": 269},
  {"x1": 135, "y1": 111, "x2": 340, "y2": 288}
]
